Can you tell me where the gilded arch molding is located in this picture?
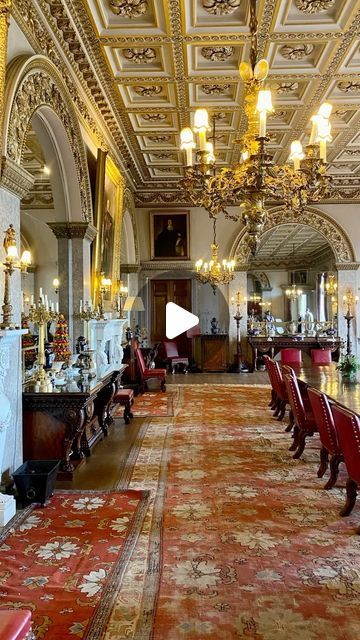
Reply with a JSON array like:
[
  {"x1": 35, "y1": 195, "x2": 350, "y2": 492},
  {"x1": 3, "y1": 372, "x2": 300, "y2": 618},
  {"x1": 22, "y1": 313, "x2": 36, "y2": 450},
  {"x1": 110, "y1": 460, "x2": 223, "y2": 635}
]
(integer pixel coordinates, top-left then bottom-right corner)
[
  {"x1": 3, "y1": 55, "x2": 92, "y2": 222},
  {"x1": 230, "y1": 206, "x2": 356, "y2": 268}
]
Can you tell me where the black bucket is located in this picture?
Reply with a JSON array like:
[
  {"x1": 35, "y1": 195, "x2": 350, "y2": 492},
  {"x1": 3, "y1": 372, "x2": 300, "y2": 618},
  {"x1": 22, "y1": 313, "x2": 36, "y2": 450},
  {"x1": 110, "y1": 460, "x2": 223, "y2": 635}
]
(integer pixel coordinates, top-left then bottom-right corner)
[{"x1": 12, "y1": 460, "x2": 60, "y2": 506}]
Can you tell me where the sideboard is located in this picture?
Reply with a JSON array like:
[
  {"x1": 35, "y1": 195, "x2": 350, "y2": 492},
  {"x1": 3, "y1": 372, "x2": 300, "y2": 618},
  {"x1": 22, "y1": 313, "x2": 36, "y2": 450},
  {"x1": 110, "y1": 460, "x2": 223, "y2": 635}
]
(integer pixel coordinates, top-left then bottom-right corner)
[
  {"x1": 247, "y1": 336, "x2": 343, "y2": 371},
  {"x1": 193, "y1": 334, "x2": 229, "y2": 371},
  {"x1": 22, "y1": 366, "x2": 126, "y2": 478}
]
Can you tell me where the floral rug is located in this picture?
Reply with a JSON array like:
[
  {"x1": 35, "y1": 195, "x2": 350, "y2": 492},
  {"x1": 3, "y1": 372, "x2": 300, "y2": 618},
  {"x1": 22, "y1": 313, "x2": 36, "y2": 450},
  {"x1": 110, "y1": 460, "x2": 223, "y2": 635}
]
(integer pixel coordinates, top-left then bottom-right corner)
[
  {"x1": 106, "y1": 385, "x2": 360, "y2": 640},
  {"x1": 114, "y1": 389, "x2": 177, "y2": 418},
  {"x1": 0, "y1": 490, "x2": 149, "y2": 639}
]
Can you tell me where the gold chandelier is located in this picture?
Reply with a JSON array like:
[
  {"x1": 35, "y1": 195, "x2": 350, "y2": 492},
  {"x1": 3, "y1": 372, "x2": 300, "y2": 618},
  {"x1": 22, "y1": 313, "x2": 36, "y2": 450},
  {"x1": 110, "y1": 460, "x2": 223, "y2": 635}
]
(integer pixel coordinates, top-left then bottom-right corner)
[
  {"x1": 324, "y1": 273, "x2": 338, "y2": 296},
  {"x1": 195, "y1": 219, "x2": 235, "y2": 294},
  {"x1": 180, "y1": 0, "x2": 332, "y2": 255},
  {"x1": 285, "y1": 283, "x2": 303, "y2": 301}
]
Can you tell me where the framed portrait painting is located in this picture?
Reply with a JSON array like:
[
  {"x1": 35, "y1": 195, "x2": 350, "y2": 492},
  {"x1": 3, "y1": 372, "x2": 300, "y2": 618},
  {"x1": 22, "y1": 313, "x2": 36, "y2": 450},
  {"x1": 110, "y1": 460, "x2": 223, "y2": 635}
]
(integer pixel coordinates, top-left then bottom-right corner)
[
  {"x1": 150, "y1": 211, "x2": 190, "y2": 260},
  {"x1": 290, "y1": 270, "x2": 308, "y2": 285}
]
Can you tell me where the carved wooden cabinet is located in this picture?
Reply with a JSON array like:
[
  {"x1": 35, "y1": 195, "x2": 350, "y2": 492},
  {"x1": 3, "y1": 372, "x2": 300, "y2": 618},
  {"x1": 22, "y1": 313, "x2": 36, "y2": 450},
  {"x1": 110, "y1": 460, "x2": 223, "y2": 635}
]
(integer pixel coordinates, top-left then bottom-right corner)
[
  {"x1": 193, "y1": 335, "x2": 229, "y2": 371},
  {"x1": 22, "y1": 367, "x2": 125, "y2": 478}
]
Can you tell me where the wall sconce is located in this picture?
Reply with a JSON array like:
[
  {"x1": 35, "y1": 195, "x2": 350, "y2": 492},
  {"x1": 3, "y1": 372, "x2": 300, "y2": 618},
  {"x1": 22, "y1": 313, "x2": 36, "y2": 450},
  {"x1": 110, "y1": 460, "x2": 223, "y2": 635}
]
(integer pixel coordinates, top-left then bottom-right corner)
[
  {"x1": 1, "y1": 224, "x2": 31, "y2": 329},
  {"x1": 52, "y1": 277, "x2": 60, "y2": 294},
  {"x1": 98, "y1": 272, "x2": 112, "y2": 320}
]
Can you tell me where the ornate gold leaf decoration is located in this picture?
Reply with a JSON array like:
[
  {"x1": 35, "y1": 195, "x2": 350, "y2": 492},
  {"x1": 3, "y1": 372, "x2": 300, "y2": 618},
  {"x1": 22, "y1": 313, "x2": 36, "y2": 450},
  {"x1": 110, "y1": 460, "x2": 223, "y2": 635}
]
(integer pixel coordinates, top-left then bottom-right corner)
[
  {"x1": 338, "y1": 81, "x2": 360, "y2": 93},
  {"x1": 147, "y1": 134, "x2": 171, "y2": 143},
  {"x1": 108, "y1": 0, "x2": 148, "y2": 18},
  {"x1": 134, "y1": 85, "x2": 162, "y2": 97},
  {"x1": 201, "y1": 84, "x2": 231, "y2": 95},
  {"x1": 201, "y1": 46, "x2": 235, "y2": 62},
  {"x1": 123, "y1": 47, "x2": 156, "y2": 64},
  {"x1": 142, "y1": 113, "x2": 166, "y2": 121},
  {"x1": 279, "y1": 44, "x2": 314, "y2": 60},
  {"x1": 273, "y1": 81, "x2": 299, "y2": 94},
  {"x1": 295, "y1": 0, "x2": 335, "y2": 13},
  {"x1": 202, "y1": 0, "x2": 241, "y2": 16}
]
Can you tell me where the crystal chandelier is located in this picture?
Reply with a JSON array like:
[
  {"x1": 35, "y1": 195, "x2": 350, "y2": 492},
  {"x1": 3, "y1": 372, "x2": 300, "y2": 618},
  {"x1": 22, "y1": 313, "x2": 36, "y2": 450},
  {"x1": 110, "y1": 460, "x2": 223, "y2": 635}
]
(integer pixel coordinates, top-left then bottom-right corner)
[
  {"x1": 180, "y1": 0, "x2": 332, "y2": 254},
  {"x1": 285, "y1": 283, "x2": 303, "y2": 301},
  {"x1": 195, "y1": 219, "x2": 235, "y2": 294}
]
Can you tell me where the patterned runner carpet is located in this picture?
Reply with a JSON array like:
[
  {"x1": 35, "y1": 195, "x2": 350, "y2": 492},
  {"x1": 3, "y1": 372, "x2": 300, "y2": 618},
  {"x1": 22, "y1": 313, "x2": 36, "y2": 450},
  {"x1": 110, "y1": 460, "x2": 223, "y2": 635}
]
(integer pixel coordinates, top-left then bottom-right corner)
[
  {"x1": 106, "y1": 384, "x2": 360, "y2": 640},
  {"x1": 0, "y1": 490, "x2": 149, "y2": 639},
  {"x1": 114, "y1": 389, "x2": 177, "y2": 418}
]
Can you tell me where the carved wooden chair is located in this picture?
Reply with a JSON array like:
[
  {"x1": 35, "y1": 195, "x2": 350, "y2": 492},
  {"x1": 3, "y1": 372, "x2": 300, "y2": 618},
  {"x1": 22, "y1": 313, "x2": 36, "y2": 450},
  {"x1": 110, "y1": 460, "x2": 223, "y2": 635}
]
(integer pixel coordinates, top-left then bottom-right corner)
[
  {"x1": 135, "y1": 346, "x2": 166, "y2": 392},
  {"x1": 283, "y1": 373, "x2": 318, "y2": 459},
  {"x1": 307, "y1": 387, "x2": 343, "y2": 489},
  {"x1": 331, "y1": 404, "x2": 360, "y2": 528},
  {"x1": 163, "y1": 340, "x2": 189, "y2": 374}
]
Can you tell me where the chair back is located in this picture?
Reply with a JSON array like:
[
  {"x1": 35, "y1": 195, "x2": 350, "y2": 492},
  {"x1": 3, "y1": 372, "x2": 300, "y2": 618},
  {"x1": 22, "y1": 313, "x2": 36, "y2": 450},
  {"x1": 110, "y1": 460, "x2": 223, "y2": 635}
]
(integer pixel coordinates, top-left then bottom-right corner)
[
  {"x1": 280, "y1": 348, "x2": 302, "y2": 365},
  {"x1": 135, "y1": 347, "x2": 146, "y2": 376},
  {"x1": 331, "y1": 405, "x2": 360, "y2": 483},
  {"x1": 263, "y1": 355, "x2": 276, "y2": 388},
  {"x1": 270, "y1": 358, "x2": 287, "y2": 402},
  {"x1": 186, "y1": 324, "x2": 201, "y2": 338},
  {"x1": 311, "y1": 349, "x2": 332, "y2": 364},
  {"x1": 283, "y1": 373, "x2": 307, "y2": 429},
  {"x1": 163, "y1": 341, "x2": 179, "y2": 358},
  {"x1": 307, "y1": 387, "x2": 341, "y2": 455},
  {"x1": 282, "y1": 364, "x2": 296, "y2": 379}
]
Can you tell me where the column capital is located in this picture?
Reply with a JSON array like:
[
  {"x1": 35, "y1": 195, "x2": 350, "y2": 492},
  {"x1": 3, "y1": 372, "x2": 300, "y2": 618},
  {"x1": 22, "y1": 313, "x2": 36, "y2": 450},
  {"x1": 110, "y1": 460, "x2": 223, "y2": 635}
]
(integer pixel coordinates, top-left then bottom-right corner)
[
  {"x1": 0, "y1": 157, "x2": 34, "y2": 199},
  {"x1": 47, "y1": 222, "x2": 97, "y2": 241},
  {"x1": 335, "y1": 262, "x2": 360, "y2": 271}
]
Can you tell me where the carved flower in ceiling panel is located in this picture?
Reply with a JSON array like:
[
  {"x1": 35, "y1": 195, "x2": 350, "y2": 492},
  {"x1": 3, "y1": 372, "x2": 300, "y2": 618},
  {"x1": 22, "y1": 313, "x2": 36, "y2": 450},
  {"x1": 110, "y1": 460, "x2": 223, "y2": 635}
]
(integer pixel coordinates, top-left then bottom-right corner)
[
  {"x1": 279, "y1": 44, "x2": 314, "y2": 60},
  {"x1": 344, "y1": 149, "x2": 360, "y2": 156},
  {"x1": 201, "y1": 46, "x2": 235, "y2": 62},
  {"x1": 274, "y1": 82, "x2": 299, "y2": 95},
  {"x1": 142, "y1": 113, "x2": 167, "y2": 121},
  {"x1": 153, "y1": 152, "x2": 174, "y2": 159},
  {"x1": 148, "y1": 134, "x2": 171, "y2": 143},
  {"x1": 202, "y1": 0, "x2": 241, "y2": 16},
  {"x1": 123, "y1": 48, "x2": 156, "y2": 64},
  {"x1": 108, "y1": 0, "x2": 148, "y2": 18},
  {"x1": 134, "y1": 85, "x2": 162, "y2": 97},
  {"x1": 213, "y1": 112, "x2": 227, "y2": 120},
  {"x1": 269, "y1": 110, "x2": 287, "y2": 119},
  {"x1": 335, "y1": 109, "x2": 348, "y2": 119},
  {"x1": 201, "y1": 84, "x2": 231, "y2": 95},
  {"x1": 295, "y1": 0, "x2": 335, "y2": 13},
  {"x1": 157, "y1": 167, "x2": 173, "y2": 172},
  {"x1": 337, "y1": 81, "x2": 360, "y2": 93}
]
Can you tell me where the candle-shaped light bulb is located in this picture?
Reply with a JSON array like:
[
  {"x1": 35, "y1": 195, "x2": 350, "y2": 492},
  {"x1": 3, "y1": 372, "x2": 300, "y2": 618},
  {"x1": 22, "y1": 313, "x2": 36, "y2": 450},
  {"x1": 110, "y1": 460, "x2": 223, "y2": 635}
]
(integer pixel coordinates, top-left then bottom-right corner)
[
  {"x1": 289, "y1": 140, "x2": 304, "y2": 171},
  {"x1": 21, "y1": 250, "x2": 31, "y2": 266},
  {"x1": 80, "y1": 299, "x2": 83, "y2": 313},
  {"x1": 194, "y1": 108, "x2": 210, "y2": 151},
  {"x1": 7, "y1": 245, "x2": 18, "y2": 260},
  {"x1": 205, "y1": 141, "x2": 215, "y2": 164},
  {"x1": 318, "y1": 102, "x2": 332, "y2": 120},
  {"x1": 180, "y1": 127, "x2": 196, "y2": 166},
  {"x1": 256, "y1": 90, "x2": 273, "y2": 137},
  {"x1": 309, "y1": 114, "x2": 320, "y2": 145},
  {"x1": 316, "y1": 118, "x2": 332, "y2": 162}
]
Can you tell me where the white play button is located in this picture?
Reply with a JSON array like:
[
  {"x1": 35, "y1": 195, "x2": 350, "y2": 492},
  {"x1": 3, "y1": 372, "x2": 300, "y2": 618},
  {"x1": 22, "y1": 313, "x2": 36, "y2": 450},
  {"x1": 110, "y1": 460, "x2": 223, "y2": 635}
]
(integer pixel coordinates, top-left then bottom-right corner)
[{"x1": 166, "y1": 302, "x2": 199, "y2": 340}]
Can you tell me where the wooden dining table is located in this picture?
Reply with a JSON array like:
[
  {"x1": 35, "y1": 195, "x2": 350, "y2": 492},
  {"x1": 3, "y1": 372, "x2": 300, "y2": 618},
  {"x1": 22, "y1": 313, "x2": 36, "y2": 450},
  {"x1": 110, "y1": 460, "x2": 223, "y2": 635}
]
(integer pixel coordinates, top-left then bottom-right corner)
[{"x1": 291, "y1": 363, "x2": 360, "y2": 416}]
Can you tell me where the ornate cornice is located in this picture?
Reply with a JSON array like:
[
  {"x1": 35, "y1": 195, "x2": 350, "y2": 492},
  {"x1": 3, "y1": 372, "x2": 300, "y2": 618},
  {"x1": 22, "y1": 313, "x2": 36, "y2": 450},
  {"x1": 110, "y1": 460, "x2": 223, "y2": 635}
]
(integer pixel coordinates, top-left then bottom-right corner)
[
  {"x1": 0, "y1": 156, "x2": 34, "y2": 199},
  {"x1": 140, "y1": 261, "x2": 193, "y2": 271},
  {"x1": 335, "y1": 262, "x2": 360, "y2": 271},
  {"x1": 120, "y1": 263, "x2": 140, "y2": 273},
  {"x1": 47, "y1": 222, "x2": 97, "y2": 241}
]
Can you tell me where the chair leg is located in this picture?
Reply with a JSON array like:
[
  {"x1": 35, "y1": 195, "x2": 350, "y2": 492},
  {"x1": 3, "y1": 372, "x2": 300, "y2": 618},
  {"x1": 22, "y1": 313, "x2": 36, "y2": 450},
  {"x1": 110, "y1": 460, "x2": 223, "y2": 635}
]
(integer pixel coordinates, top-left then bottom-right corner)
[
  {"x1": 123, "y1": 400, "x2": 131, "y2": 425},
  {"x1": 289, "y1": 425, "x2": 299, "y2": 451},
  {"x1": 340, "y1": 477, "x2": 358, "y2": 517},
  {"x1": 285, "y1": 409, "x2": 293, "y2": 433},
  {"x1": 324, "y1": 454, "x2": 342, "y2": 490},
  {"x1": 277, "y1": 400, "x2": 286, "y2": 421},
  {"x1": 269, "y1": 389, "x2": 276, "y2": 408},
  {"x1": 273, "y1": 398, "x2": 281, "y2": 417},
  {"x1": 317, "y1": 446, "x2": 329, "y2": 478},
  {"x1": 293, "y1": 430, "x2": 312, "y2": 459},
  {"x1": 161, "y1": 378, "x2": 166, "y2": 392}
]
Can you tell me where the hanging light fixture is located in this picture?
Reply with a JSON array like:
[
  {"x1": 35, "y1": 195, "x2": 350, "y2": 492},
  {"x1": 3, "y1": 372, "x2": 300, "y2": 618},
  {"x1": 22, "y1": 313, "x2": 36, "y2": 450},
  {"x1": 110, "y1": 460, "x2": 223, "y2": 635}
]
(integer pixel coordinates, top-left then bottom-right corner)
[
  {"x1": 179, "y1": 0, "x2": 332, "y2": 255},
  {"x1": 324, "y1": 273, "x2": 338, "y2": 296},
  {"x1": 195, "y1": 219, "x2": 235, "y2": 294},
  {"x1": 285, "y1": 283, "x2": 303, "y2": 301}
]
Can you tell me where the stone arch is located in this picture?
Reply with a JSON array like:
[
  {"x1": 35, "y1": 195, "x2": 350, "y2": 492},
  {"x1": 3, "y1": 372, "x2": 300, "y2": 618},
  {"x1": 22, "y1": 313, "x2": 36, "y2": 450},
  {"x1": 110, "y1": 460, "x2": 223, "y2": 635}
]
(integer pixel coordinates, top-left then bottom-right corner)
[
  {"x1": 121, "y1": 188, "x2": 139, "y2": 265},
  {"x1": 3, "y1": 54, "x2": 92, "y2": 222},
  {"x1": 230, "y1": 206, "x2": 356, "y2": 267}
]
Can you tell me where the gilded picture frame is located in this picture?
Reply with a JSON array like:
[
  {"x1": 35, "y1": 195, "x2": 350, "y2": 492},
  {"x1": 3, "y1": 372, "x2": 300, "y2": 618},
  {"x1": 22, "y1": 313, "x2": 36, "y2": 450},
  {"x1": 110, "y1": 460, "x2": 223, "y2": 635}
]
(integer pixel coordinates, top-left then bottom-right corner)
[{"x1": 150, "y1": 210, "x2": 190, "y2": 260}]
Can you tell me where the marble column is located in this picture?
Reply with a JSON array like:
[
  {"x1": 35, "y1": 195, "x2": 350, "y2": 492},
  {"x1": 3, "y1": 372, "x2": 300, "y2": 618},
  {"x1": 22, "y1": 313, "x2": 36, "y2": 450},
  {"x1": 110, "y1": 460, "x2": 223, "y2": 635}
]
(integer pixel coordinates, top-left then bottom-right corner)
[
  {"x1": 336, "y1": 263, "x2": 360, "y2": 357},
  {"x1": 48, "y1": 222, "x2": 97, "y2": 347},
  {"x1": 228, "y1": 271, "x2": 248, "y2": 365}
]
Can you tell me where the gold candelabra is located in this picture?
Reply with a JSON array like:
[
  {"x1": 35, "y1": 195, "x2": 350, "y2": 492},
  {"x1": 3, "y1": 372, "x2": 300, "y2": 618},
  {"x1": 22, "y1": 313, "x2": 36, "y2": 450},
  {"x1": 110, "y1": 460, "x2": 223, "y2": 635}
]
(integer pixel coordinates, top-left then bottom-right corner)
[
  {"x1": 1, "y1": 224, "x2": 31, "y2": 329},
  {"x1": 342, "y1": 288, "x2": 358, "y2": 356},
  {"x1": 78, "y1": 301, "x2": 97, "y2": 346},
  {"x1": 114, "y1": 280, "x2": 128, "y2": 318},
  {"x1": 28, "y1": 300, "x2": 59, "y2": 367}
]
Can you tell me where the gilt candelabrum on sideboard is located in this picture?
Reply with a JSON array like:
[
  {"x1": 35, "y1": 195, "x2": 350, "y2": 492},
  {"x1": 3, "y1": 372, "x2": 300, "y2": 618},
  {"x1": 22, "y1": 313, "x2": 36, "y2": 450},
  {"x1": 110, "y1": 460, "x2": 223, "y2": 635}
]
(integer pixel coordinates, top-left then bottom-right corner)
[{"x1": 1, "y1": 224, "x2": 31, "y2": 329}]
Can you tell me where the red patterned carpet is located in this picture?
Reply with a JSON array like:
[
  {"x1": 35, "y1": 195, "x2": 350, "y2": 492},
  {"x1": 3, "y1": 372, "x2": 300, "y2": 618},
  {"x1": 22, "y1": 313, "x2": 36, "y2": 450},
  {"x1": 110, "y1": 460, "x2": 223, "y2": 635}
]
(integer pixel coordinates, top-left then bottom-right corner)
[
  {"x1": 107, "y1": 385, "x2": 360, "y2": 640},
  {"x1": 0, "y1": 490, "x2": 149, "y2": 639},
  {"x1": 114, "y1": 389, "x2": 176, "y2": 418}
]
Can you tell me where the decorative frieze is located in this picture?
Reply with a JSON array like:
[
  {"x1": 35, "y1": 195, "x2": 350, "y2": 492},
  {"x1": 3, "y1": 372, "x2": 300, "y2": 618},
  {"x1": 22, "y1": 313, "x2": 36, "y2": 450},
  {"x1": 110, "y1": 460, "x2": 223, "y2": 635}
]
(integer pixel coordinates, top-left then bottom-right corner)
[{"x1": 0, "y1": 157, "x2": 34, "y2": 199}]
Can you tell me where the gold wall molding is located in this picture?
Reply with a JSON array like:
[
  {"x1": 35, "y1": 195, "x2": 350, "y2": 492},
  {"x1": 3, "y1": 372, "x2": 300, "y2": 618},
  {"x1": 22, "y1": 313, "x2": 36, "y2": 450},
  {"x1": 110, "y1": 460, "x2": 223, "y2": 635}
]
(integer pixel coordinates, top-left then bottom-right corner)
[
  {"x1": 0, "y1": 156, "x2": 34, "y2": 199},
  {"x1": 231, "y1": 206, "x2": 356, "y2": 267},
  {"x1": 0, "y1": 1, "x2": 11, "y2": 162},
  {"x1": 3, "y1": 55, "x2": 93, "y2": 223}
]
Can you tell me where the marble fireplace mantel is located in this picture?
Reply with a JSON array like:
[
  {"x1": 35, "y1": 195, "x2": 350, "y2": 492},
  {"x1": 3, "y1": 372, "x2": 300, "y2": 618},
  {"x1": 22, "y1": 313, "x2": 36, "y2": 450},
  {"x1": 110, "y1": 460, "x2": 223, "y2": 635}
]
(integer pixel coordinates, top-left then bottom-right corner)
[{"x1": 89, "y1": 319, "x2": 127, "y2": 377}]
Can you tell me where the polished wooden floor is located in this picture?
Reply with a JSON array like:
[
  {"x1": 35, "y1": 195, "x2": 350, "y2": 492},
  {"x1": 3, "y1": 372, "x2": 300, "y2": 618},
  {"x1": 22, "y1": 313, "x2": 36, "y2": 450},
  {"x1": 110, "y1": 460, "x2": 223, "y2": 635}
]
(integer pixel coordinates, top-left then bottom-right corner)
[{"x1": 56, "y1": 372, "x2": 268, "y2": 492}]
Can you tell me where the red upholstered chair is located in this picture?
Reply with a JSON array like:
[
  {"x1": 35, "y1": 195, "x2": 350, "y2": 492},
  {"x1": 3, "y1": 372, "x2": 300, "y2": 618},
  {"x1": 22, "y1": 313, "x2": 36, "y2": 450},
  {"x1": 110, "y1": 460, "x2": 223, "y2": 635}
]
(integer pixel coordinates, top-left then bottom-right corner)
[
  {"x1": 0, "y1": 610, "x2": 34, "y2": 640},
  {"x1": 307, "y1": 387, "x2": 343, "y2": 489},
  {"x1": 283, "y1": 373, "x2": 318, "y2": 459},
  {"x1": 310, "y1": 349, "x2": 332, "y2": 364},
  {"x1": 112, "y1": 387, "x2": 134, "y2": 424},
  {"x1": 263, "y1": 358, "x2": 294, "y2": 431},
  {"x1": 263, "y1": 355, "x2": 278, "y2": 410},
  {"x1": 135, "y1": 347, "x2": 166, "y2": 392},
  {"x1": 280, "y1": 348, "x2": 302, "y2": 365},
  {"x1": 331, "y1": 404, "x2": 360, "y2": 525},
  {"x1": 163, "y1": 341, "x2": 189, "y2": 374}
]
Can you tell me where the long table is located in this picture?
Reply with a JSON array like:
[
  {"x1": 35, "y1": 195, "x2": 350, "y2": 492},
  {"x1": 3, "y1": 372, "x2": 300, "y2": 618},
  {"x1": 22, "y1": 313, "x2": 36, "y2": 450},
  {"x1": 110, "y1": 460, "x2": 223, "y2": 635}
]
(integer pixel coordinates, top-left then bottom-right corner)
[
  {"x1": 294, "y1": 364, "x2": 360, "y2": 416},
  {"x1": 247, "y1": 336, "x2": 342, "y2": 371}
]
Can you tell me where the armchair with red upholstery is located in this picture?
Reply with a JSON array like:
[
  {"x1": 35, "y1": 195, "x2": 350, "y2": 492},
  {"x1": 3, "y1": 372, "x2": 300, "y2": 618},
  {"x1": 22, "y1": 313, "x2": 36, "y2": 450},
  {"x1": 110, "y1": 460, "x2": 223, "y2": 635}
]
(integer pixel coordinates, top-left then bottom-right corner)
[
  {"x1": 135, "y1": 346, "x2": 166, "y2": 392},
  {"x1": 0, "y1": 610, "x2": 34, "y2": 640},
  {"x1": 163, "y1": 340, "x2": 189, "y2": 374}
]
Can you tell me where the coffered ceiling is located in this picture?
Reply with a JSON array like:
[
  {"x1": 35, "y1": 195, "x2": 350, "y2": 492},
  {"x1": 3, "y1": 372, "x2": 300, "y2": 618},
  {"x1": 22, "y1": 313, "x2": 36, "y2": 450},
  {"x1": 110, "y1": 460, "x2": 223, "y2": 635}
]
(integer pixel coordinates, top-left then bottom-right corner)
[{"x1": 13, "y1": 0, "x2": 360, "y2": 204}]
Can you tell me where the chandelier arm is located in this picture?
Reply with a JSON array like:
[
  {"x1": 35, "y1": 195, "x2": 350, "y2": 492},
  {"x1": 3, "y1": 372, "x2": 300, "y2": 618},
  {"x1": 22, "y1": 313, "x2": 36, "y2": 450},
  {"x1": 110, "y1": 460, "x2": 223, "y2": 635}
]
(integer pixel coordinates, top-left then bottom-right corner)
[{"x1": 249, "y1": 0, "x2": 258, "y2": 70}]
